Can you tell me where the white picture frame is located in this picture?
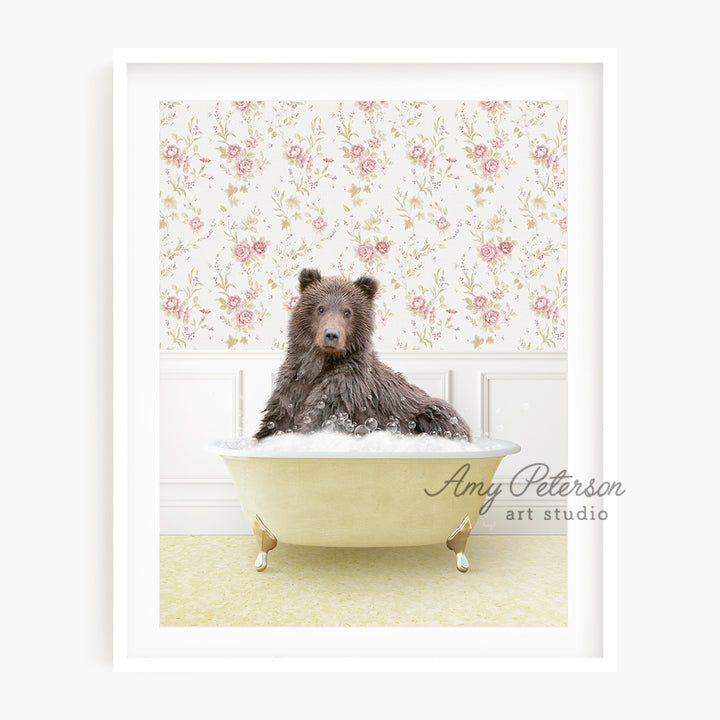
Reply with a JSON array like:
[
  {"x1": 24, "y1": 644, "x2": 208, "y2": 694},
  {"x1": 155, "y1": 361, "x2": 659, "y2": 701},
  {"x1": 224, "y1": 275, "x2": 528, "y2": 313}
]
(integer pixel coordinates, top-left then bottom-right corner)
[{"x1": 114, "y1": 48, "x2": 617, "y2": 671}]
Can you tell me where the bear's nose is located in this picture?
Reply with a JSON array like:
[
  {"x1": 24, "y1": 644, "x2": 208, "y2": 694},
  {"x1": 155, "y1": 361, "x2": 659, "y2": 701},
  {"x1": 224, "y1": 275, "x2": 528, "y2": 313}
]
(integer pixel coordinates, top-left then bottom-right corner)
[{"x1": 323, "y1": 329, "x2": 340, "y2": 346}]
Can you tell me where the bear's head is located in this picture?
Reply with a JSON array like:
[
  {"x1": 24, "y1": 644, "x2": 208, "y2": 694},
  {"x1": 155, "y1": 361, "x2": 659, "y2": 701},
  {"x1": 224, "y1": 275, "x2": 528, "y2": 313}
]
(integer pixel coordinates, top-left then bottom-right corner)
[{"x1": 287, "y1": 268, "x2": 378, "y2": 357}]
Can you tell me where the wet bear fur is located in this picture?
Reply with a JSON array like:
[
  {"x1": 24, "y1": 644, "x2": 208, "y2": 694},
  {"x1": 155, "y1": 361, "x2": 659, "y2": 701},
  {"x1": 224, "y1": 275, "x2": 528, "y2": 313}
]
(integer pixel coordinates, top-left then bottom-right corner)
[{"x1": 254, "y1": 268, "x2": 472, "y2": 441}]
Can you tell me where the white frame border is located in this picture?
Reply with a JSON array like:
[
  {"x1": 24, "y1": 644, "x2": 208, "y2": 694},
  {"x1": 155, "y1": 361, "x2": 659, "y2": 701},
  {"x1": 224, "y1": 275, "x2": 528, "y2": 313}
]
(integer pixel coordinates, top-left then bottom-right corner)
[{"x1": 114, "y1": 48, "x2": 617, "y2": 672}]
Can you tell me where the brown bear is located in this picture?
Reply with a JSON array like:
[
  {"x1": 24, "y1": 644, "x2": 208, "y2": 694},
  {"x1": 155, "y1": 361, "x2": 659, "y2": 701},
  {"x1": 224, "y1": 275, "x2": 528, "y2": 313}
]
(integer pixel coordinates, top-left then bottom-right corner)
[{"x1": 254, "y1": 268, "x2": 473, "y2": 440}]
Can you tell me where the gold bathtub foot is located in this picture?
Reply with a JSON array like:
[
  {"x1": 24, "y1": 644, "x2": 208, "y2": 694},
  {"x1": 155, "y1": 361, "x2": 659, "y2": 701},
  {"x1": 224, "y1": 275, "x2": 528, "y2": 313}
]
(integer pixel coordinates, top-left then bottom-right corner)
[
  {"x1": 446, "y1": 515, "x2": 473, "y2": 573},
  {"x1": 252, "y1": 515, "x2": 277, "y2": 572}
]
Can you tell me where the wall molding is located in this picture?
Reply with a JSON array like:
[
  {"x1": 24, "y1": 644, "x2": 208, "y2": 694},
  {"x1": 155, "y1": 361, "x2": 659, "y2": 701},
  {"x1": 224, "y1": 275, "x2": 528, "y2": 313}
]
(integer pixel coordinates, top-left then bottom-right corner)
[
  {"x1": 160, "y1": 478, "x2": 568, "y2": 536},
  {"x1": 161, "y1": 350, "x2": 568, "y2": 362},
  {"x1": 480, "y1": 370, "x2": 567, "y2": 432}
]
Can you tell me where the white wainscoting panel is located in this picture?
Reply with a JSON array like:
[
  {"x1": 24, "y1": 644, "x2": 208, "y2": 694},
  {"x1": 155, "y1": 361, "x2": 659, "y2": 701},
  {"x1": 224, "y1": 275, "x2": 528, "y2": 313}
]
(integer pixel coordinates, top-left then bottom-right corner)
[
  {"x1": 159, "y1": 370, "x2": 241, "y2": 480},
  {"x1": 480, "y1": 372, "x2": 568, "y2": 480},
  {"x1": 159, "y1": 352, "x2": 567, "y2": 535}
]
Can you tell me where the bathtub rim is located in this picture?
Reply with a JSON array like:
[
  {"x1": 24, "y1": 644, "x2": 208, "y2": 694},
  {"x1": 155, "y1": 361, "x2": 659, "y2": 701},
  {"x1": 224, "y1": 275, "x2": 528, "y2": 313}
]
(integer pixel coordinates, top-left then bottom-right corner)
[{"x1": 205, "y1": 435, "x2": 521, "y2": 460}]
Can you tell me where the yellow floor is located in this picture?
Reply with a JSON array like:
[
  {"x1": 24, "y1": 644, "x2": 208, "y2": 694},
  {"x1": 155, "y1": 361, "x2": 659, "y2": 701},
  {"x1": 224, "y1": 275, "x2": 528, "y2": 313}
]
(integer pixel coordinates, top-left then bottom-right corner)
[{"x1": 160, "y1": 535, "x2": 567, "y2": 627}]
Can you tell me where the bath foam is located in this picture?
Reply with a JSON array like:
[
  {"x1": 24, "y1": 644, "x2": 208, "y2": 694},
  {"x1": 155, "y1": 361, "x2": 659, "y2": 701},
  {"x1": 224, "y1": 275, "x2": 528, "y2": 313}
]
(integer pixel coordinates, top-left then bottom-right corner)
[{"x1": 211, "y1": 430, "x2": 519, "y2": 459}]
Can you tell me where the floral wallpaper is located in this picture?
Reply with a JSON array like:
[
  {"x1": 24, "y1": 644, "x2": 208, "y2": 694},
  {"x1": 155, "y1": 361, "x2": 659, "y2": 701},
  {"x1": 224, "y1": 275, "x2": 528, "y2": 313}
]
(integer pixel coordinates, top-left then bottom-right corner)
[{"x1": 159, "y1": 100, "x2": 567, "y2": 351}]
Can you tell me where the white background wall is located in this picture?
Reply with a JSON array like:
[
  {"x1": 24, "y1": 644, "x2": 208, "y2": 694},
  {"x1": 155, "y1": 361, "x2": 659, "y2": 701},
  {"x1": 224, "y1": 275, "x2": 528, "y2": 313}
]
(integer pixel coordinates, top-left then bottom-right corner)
[
  {"x1": 3, "y1": 5, "x2": 718, "y2": 719},
  {"x1": 160, "y1": 351, "x2": 568, "y2": 534}
]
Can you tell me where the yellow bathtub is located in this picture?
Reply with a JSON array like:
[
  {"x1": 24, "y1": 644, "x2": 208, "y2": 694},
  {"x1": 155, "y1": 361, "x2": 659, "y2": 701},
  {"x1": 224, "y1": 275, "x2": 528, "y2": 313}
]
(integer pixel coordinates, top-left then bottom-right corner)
[{"x1": 207, "y1": 435, "x2": 520, "y2": 572}]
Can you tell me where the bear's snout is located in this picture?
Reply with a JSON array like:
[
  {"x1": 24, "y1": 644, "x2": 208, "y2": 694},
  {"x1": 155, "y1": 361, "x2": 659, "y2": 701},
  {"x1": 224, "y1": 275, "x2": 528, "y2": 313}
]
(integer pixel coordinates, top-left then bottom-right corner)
[{"x1": 323, "y1": 328, "x2": 340, "y2": 346}]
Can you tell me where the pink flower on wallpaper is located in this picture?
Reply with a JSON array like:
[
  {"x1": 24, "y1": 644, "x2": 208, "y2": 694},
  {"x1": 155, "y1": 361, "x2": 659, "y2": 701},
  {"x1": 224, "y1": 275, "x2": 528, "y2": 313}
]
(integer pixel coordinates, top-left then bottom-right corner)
[
  {"x1": 357, "y1": 101, "x2": 376, "y2": 112},
  {"x1": 252, "y1": 240, "x2": 267, "y2": 255},
  {"x1": 164, "y1": 145, "x2": 180, "y2": 160},
  {"x1": 480, "y1": 243, "x2": 499, "y2": 262},
  {"x1": 483, "y1": 158, "x2": 500, "y2": 175},
  {"x1": 534, "y1": 296, "x2": 550, "y2": 312},
  {"x1": 234, "y1": 101, "x2": 252, "y2": 111},
  {"x1": 233, "y1": 243, "x2": 252, "y2": 262},
  {"x1": 491, "y1": 288, "x2": 504, "y2": 300},
  {"x1": 491, "y1": 136, "x2": 504, "y2": 148},
  {"x1": 358, "y1": 243, "x2": 375, "y2": 262},
  {"x1": 227, "y1": 144, "x2": 242, "y2": 158},
  {"x1": 287, "y1": 145, "x2": 303, "y2": 160},
  {"x1": 435, "y1": 216, "x2": 451, "y2": 231},
  {"x1": 349, "y1": 144, "x2": 364, "y2": 158},
  {"x1": 473, "y1": 295, "x2": 488, "y2": 310},
  {"x1": 559, "y1": 217, "x2": 568, "y2": 230},
  {"x1": 312, "y1": 216, "x2": 328, "y2": 231},
  {"x1": 480, "y1": 101, "x2": 499, "y2": 112},
  {"x1": 227, "y1": 295, "x2": 242, "y2": 309},
  {"x1": 410, "y1": 296, "x2": 426, "y2": 312},
  {"x1": 359, "y1": 157, "x2": 377, "y2": 175},
  {"x1": 323, "y1": 157, "x2": 334, "y2": 163},
  {"x1": 375, "y1": 239, "x2": 389, "y2": 255},
  {"x1": 483, "y1": 309, "x2": 500, "y2": 326},
  {"x1": 237, "y1": 158, "x2": 254, "y2": 175},
  {"x1": 368, "y1": 136, "x2": 381, "y2": 148},
  {"x1": 499, "y1": 240, "x2": 513, "y2": 255},
  {"x1": 534, "y1": 145, "x2": 550, "y2": 160},
  {"x1": 164, "y1": 296, "x2": 180, "y2": 311},
  {"x1": 410, "y1": 145, "x2": 427, "y2": 160},
  {"x1": 189, "y1": 216, "x2": 204, "y2": 231},
  {"x1": 288, "y1": 295, "x2": 299, "y2": 310},
  {"x1": 245, "y1": 289, "x2": 258, "y2": 299},
  {"x1": 472, "y1": 144, "x2": 487, "y2": 159},
  {"x1": 245, "y1": 137, "x2": 258, "y2": 148},
  {"x1": 237, "y1": 309, "x2": 254, "y2": 326}
]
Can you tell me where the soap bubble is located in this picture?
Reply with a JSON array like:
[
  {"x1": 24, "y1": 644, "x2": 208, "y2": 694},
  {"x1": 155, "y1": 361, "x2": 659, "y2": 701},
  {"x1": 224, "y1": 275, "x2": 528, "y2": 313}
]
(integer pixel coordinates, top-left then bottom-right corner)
[
  {"x1": 266, "y1": 421, "x2": 275, "y2": 430},
  {"x1": 444, "y1": 431, "x2": 452, "y2": 439},
  {"x1": 316, "y1": 401, "x2": 325, "y2": 409},
  {"x1": 322, "y1": 420, "x2": 336, "y2": 431},
  {"x1": 407, "y1": 420, "x2": 416, "y2": 430},
  {"x1": 365, "y1": 418, "x2": 378, "y2": 432},
  {"x1": 354, "y1": 424, "x2": 370, "y2": 437},
  {"x1": 302, "y1": 415, "x2": 311, "y2": 425},
  {"x1": 386, "y1": 421, "x2": 399, "y2": 433},
  {"x1": 450, "y1": 416, "x2": 458, "y2": 425}
]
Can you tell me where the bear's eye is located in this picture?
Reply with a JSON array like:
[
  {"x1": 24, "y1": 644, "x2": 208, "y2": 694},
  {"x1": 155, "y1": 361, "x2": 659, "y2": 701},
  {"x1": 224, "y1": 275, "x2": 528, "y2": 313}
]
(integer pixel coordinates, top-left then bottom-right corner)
[
  {"x1": 343, "y1": 309, "x2": 352, "y2": 318},
  {"x1": 317, "y1": 306, "x2": 324, "y2": 314}
]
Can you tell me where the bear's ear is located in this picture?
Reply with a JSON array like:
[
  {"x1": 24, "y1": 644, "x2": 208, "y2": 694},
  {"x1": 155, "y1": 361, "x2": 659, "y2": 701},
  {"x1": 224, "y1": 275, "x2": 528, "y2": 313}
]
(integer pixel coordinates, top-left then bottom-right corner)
[
  {"x1": 298, "y1": 268, "x2": 322, "y2": 292},
  {"x1": 354, "y1": 274, "x2": 378, "y2": 300}
]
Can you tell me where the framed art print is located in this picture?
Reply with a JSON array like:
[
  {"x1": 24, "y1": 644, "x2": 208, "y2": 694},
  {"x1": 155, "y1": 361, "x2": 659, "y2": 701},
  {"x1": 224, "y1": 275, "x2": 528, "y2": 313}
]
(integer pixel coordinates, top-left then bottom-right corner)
[{"x1": 114, "y1": 49, "x2": 617, "y2": 671}]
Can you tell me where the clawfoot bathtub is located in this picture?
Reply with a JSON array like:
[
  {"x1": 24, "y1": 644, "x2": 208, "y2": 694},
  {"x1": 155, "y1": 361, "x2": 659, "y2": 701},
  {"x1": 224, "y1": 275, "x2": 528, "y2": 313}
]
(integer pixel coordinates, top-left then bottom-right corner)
[{"x1": 207, "y1": 435, "x2": 520, "y2": 573}]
